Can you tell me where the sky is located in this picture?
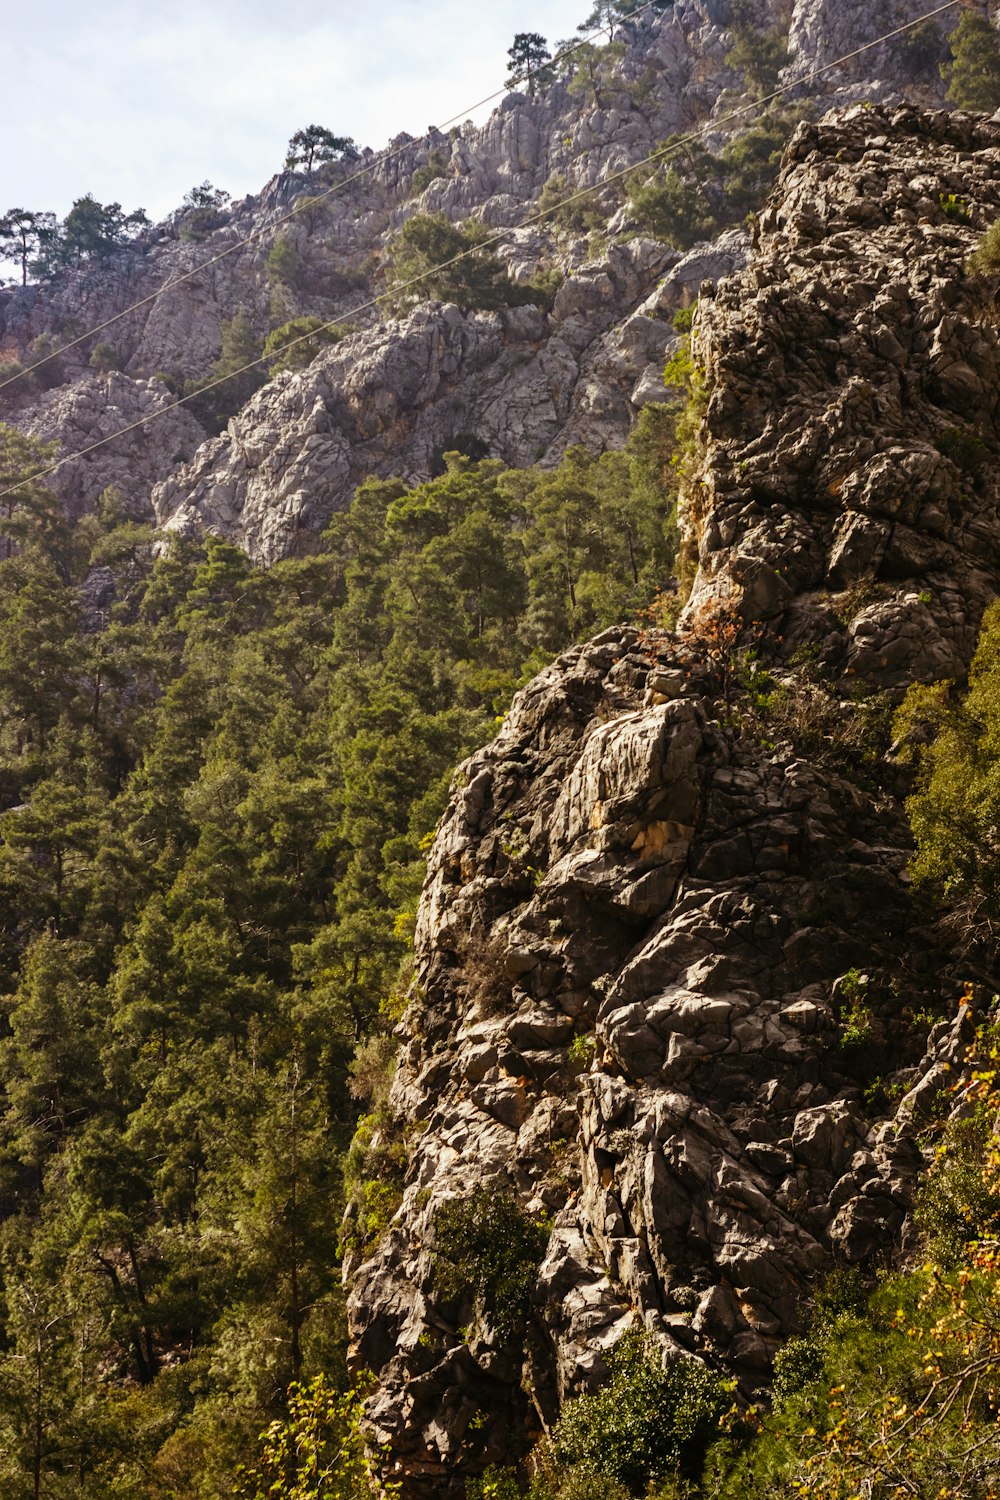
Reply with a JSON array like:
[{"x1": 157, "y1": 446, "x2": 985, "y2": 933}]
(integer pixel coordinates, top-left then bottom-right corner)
[{"x1": 4, "y1": 0, "x2": 591, "y2": 226}]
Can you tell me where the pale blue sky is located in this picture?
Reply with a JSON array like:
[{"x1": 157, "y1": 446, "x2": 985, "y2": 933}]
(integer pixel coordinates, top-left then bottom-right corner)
[{"x1": 6, "y1": 0, "x2": 590, "y2": 224}]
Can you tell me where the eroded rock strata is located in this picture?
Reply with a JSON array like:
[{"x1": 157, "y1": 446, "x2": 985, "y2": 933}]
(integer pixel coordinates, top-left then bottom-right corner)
[{"x1": 348, "y1": 104, "x2": 1000, "y2": 1494}]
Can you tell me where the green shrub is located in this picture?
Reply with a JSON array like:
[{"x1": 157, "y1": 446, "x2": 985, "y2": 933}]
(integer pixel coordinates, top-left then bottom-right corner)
[
  {"x1": 725, "y1": 22, "x2": 790, "y2": 99},
  {"x1": 467, "y1": 1466, "x2": 521, "y2": 1500},
  {"x1": 916, "y1": 1106, "x2": 1000, "y2": 1266},
  {"x1": 179, "y1": 181, "x2": 230, "y2": 242},
  {"x1": 837, "y1": 969, "x2": 874, "y2": 1051},
  {"x1": 938, "y1": 424, "x2": 988, "y2": 474},
  {"x1": 549, "y1": 1335, "x2": 728, "y2": 1493},
  {"x1": 900, "y1": 601, "x2": 1000, "y2": 948},
  {"x1": 966, "y1": 217, "x2": 1000, "y2": 277},
  {"x1": 267, "y1": 231, "x2": 302, "y2": 287},
  {"x1": 628, "y1": 166, "x2": 718, "y2": 249},
  {"x1": 184, "y1": 309, "x2": 266, "y2": 432},
  {"x1": 895, "y1": 17, "x2": 943, "y2": 77},
  {"x1": 88, "y1": 341, "x2": 124, "y2": 374},
  {"x1": 567, "y1": 1032, "x2": 596, "y2": 1065},
  {"x1": 264, "y1": 315, "x2": 348, "y2": 374},
  {"x1": 382, "y1": 213, "x2": 534, "y2": 316},
  {"x1": 719, "y1": 114, "x2": 794, "y2": 218},
  {"x1": 431, "y1": 1184, "x2": 549, "y2": 1342},
  {"x1": 536, "y1": 173, "x2": 605, "y2": 235},
  {"x1": 939, "y1": 191, "x2": 972, "y2": 223},
  {"x1": 411, "y1": 152, "x2": 449, "y2": 196},
  {"x1": 528, "y1": 1453, "x2": 630, "y2": 1500}
]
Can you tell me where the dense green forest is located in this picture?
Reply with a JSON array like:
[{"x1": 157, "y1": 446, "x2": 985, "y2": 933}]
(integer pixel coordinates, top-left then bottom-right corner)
[
  {"x1": 6, "y1": 394, "x2": 1000, "y2": 1500},
  {"x1": 0, "y1": 414, "x2": 676, "y2": 1497}
]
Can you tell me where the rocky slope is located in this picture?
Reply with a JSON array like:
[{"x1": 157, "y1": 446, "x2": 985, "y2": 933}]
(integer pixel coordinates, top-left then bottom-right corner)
[
  {"x1": 0, "y1": 0, "x2": 957, "y2": 541},
  {"x1": 150, "y1": 234, "x2": 744, "y2": 563},
  {"x1": 346, "y1": 101, "x2": 1000, "y2": 1495}
]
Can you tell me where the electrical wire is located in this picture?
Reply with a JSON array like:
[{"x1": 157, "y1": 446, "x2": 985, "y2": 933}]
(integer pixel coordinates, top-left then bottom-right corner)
[
  {"x1": 0, "y1": 0, "x2": 963, "y2": 506},
  {"x1": 0, "y1": 1, "x2": 664, "y2": 397}
]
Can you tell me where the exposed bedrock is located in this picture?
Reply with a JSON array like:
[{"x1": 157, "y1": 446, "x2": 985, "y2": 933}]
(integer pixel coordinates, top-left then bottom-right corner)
[{"x1": 347, "y1": 103, "x2": 1000, "y2": 1495}]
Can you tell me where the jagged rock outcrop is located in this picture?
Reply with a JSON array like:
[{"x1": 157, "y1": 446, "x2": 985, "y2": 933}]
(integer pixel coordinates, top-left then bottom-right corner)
[
  {"x1": 347, "y1": 102, "x2": 1000, "y2": 1496},
  {"x1": 685, "y1": 103, "x2": 1000, "y2": 686},
  {"x1": 20, "y1": 372, "x2": 206, "y2": 516},
  {"x1": 0, "y1": 0, "x2": 958, "y2": 539},
  {"x1": 151, "y1": 236, "x2": 707, "y2": 563}
]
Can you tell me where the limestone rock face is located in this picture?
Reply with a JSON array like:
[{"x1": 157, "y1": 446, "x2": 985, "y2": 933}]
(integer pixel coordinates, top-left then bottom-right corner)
[
  {"x1": 19, "y1": 373, "x2": 206, "y2": 517},
  {"x1": 152, "y1": 239, "x2": 689, "y2": 563},
  {"x1": 347, "y1": 104, "x2": 1000, "y2": 1496},
  {"x1": 0, "y1": 2, "x2": 959, "y2": 541},
  {"x1": 350, "y1": 623, "x2": 962, "y2": 1497},
  {"x1": 684, "y1": 104, "x2": 1000, "y2": 689}
]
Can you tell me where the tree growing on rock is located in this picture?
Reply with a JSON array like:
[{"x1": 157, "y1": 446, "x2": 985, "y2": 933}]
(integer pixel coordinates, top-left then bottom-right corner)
[
  {"x1": 942, "y1": 10, "x2": 1000, "y2": 112},
  {"x1": 184, "y1": 309, "x2": 266, "y2": 433},
  {"x1": 565, "y1": 39, "x2": 628, "y2": 109},
  {"x1": 381, "y1": 213, "x2": 533, "y2": 316},
  {"x1": 898, "y1": 600, "x2": 1000, "y2": 951},
  {"x1": 39, "y1": 195, "x2": 150, "y2": 272},
  {"x1": 576, "y1": 0, "x2": 652, "y2": 40},
  {"x1": 725, "y1": 20, "x2": 791, "y2": 100},
  {"x1": 180, "y1": 181, "x2": 230, "y2": 242},
  {"x1": 627, "y1": 137, "x2": 721, "y2": 248},
  {"x1": 285, "y1": 126, "x2": 359, "y2": 175},
  {"x1": 263, "y1": 316, "x2": 349, "y2": 374},
  {"x1": 0, "y1": 209, "x2": 58, "y2": 286},
  {"x1": 506, "y1": 32, "x2": 553, "y2": 94}
]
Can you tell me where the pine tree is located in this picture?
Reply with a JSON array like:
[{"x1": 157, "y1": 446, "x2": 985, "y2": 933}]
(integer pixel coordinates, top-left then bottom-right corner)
[{"x1": 942, "y1": 11, "x2": 1000, "y2": 112}]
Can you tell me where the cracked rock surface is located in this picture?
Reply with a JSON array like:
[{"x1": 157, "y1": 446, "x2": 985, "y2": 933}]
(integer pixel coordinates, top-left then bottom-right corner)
[
  {"x1": 347, "y1": 103, "x2": 1000, "y2": 1496},
  {"x1": 684, "y1": 104, "x2": 1000, "y2": 688}
]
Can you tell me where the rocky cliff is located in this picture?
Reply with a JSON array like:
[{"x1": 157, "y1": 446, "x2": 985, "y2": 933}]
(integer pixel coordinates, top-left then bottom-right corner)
[
  {"x1": 346, "y1": 101, "x2": 1000, "y2": 1495},
  {"x1": 0, "y1": 0, "x2": 957, "y2": 546}
]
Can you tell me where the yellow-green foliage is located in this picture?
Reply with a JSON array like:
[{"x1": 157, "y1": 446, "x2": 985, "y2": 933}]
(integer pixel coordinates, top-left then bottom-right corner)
[
  {"x1": 238, "y1": 1376, "x2": 393, "y2": 1499},
  {"x1": 897, "y1": 602, "x2": 1000, "y2": 947}
]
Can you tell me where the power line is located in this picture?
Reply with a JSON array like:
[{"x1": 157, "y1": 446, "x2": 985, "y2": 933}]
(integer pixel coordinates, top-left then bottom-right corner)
[
  {"x1": 0, "y1": 0, "x2": 963, "y2": 509},
  {"x1": 0, "y1": 3, "x2": 662, "y2": 398}
]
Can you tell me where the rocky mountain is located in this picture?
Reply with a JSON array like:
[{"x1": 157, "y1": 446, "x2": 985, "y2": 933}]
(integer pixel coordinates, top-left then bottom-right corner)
[
  {"x1": 346, "y1": 101, "x2": 1000, "y2": 1495},
  {"x1": 0, "y1": 0, "x2": 957, "y2": 553},
  {"x1": 0, "y1": 1, "x2": 995, "y2": 1494}
]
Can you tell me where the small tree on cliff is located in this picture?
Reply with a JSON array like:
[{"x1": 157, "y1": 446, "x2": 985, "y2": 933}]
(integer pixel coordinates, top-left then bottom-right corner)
[
  {"x1": 285, "y1": 126, "x2": 359, "y2": 174},
  {"x1": 0, "y1": 209, "x2": 58, "y2": 286},
  {"x1": 942, "y1": 10, "x2": 1000, "y2": 112},
  {"x1": 506, "y1": 32, "x2": 553, "y2": 94}
]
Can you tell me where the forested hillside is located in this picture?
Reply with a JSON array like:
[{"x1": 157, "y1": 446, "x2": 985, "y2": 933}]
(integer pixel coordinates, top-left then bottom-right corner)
[
  {"x1": 6, "y1": 2, "x2": 1000, "y2": 1498},
  {"x1": 0, "y1": 411, "x2": 676, "y2": 1493}
]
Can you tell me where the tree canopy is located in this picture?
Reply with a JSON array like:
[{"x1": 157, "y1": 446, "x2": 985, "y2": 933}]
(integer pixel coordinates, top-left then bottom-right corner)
[
  {"x1": 0, "y1": 209, "x2": 57, "y2": 287},
  {"x1": 507, "y1": 32, "x2": 554, "y2": 94},
  {"x1": 381, "y1": 212, "x2": 535, "y2": 316},
  {"x1": 0, "y1": 412, "x2": 680, "y2": 1495},
  {"x1": 285, "y1": 126, "x2": 360, "y2": 174},
  {"x1": 942, "y1": 11, "x2": 1000, "y2": 112}
]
